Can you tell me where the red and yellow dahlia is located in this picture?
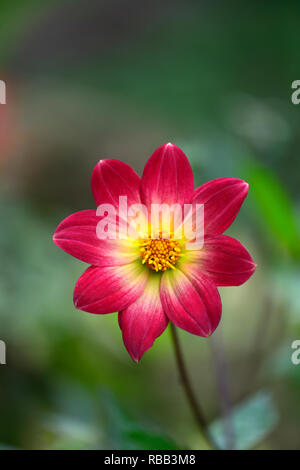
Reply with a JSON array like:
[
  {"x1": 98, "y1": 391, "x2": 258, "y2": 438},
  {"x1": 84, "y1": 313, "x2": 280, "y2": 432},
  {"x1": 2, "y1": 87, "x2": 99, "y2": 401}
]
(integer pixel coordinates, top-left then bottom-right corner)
[{"x1": 53, "y1": 143, "x2": 256, "y2": 362}]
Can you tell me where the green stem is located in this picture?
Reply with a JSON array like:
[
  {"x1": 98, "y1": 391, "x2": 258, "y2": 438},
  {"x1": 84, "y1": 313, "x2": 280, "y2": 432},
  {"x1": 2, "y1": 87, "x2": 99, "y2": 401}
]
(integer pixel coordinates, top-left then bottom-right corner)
[{"x1": 169, "y1": 323, "x2": 218, "y2": 450}]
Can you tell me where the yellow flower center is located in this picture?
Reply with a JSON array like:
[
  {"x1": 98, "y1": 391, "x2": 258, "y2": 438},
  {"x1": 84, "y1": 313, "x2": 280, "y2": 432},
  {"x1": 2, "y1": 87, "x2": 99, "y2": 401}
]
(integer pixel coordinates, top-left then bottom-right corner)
[{"x1": 139, "y1": 236, "x2": 182, "y2": 272}]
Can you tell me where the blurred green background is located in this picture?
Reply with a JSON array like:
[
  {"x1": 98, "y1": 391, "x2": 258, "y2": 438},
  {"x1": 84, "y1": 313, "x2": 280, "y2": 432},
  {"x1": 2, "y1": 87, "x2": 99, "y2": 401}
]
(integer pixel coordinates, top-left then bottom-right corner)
[{"x1": 0, "y1": 0, "x2": 300, "y2": 450}]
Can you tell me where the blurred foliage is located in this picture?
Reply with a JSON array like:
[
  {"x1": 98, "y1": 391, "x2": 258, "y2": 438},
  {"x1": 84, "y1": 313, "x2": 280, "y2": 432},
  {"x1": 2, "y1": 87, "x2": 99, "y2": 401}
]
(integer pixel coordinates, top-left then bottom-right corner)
[
  {"x1": 40, "y1": 386, "x2": 178, "y2": 450},
  {"x1": 210, "y1": 390, "x2": 279, "y2": 450},
  {"x1": 0, "y1": 0, "x2": 299, "y2": 450},
  {"x1": 246, "y1": 165, "x2": 300, "y2": 259}
]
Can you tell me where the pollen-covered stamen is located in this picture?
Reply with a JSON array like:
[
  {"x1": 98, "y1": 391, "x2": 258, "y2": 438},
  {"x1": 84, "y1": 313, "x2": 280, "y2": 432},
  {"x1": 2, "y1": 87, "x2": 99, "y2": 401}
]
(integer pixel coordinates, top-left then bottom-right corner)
[{"x1": 140, "y1": 237, "x2": 183, "y2": 272}]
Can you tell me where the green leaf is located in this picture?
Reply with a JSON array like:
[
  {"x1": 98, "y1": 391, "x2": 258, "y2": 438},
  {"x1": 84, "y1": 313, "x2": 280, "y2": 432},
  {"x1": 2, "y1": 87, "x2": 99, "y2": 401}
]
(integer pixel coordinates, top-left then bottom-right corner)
[
  {"x1": 209, "y1": 390, "x2": 279, "y2": 450},
  {"x1": 245, "y1": 165, "x2": 300, "y2": 257}
]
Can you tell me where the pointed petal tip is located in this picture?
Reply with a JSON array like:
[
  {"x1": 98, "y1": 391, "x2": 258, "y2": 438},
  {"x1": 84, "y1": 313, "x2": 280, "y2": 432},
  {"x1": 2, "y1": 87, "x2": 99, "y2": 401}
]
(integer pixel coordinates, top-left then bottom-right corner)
[
  {"x1": 52, "y1": 219, "x2": 63, "y2": 242},
  {"x1": 73, "y1": 292, "x2": 78, "y2": 308},
  {"x1": 52, "y1": 234, "x2": 60, "y2": 251},
  {"x1": 131, "y1": 354, "x2": 141, "y2": 364},
  {"x1": 128, "y1": 346, "x2": 149, "y2": 363},
  {"x1": 97, "y1": 158, "x2": 111, "y2": 166},
  {"x1": 124, "y1": 344, "x2": 143, "y2": 363},
  {"x1": 162, "y1": 142, "x2": 181, "y2": 151},
  {"x1": 73, "y1": 290, "x2": 82, "y2": 311},
  {"x1": 52, "y1": 229, "x2": 63, "y2": 247},
  {"x1": 248, "y1": 257, "x2": 257, "y2": 272},
  {"x1": 234, "y1": 179, "x2": 249, "y2": 193},
  {"x1": 238, "y1": 180, "x2": 249, "y2": 198},
  {"x1": 242, "y1": 180, "x2": 249, "y2": 191},
  {"x1": 156, "y1": 142, "x2": 183, "y2": 153},
  {"x1": 91, "y1": 158, "x2": 111, "y2": 174}
]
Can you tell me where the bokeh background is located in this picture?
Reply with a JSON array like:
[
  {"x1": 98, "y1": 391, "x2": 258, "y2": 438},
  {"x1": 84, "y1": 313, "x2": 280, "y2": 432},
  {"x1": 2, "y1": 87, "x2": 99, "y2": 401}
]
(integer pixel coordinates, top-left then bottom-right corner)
[{"x1": 0, "y1": 0, "x2": 300, "y2": 450}]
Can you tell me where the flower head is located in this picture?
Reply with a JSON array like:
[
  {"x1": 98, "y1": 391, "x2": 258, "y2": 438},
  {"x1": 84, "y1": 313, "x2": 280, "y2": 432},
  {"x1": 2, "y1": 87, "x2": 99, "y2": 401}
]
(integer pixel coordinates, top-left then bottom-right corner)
[{"x1": 53, "y1": 143, "x2": 256, "y2": 362}]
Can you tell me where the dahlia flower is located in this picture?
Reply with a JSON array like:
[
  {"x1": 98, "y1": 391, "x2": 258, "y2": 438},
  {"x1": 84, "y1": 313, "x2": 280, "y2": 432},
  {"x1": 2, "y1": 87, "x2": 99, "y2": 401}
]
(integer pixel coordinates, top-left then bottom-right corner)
[{"x1": 53, "y1": 143, "x2": 256, "y2": 362}]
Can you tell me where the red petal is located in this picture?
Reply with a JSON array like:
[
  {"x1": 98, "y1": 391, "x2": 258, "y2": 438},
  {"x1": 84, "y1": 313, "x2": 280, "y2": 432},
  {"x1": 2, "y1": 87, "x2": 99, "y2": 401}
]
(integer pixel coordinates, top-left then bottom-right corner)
[
  {"x1": 91, "y1": 159, "x2": 141, "y2": 208},
  {"x1": 187, "y1": 235, "x2": 256, "y2": 286},
  {"x1": 193, "y1": 177, "x2": 249, "y2": 236},
  {"x1": 140, "y1": 143, "x2": 194, "y2": 208},
  {"x1": 119, "y1": 274, "x2": 168, "y2": 362},
  {"x1": 74, "y1": 262, "x2": 148, "y2": 314},
  {"x1": 53, "y1": 210, "x2": 139, "y2": 266},
  {"x1": 160, "y1": 269, "x2": 221, "y2": 337}
]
